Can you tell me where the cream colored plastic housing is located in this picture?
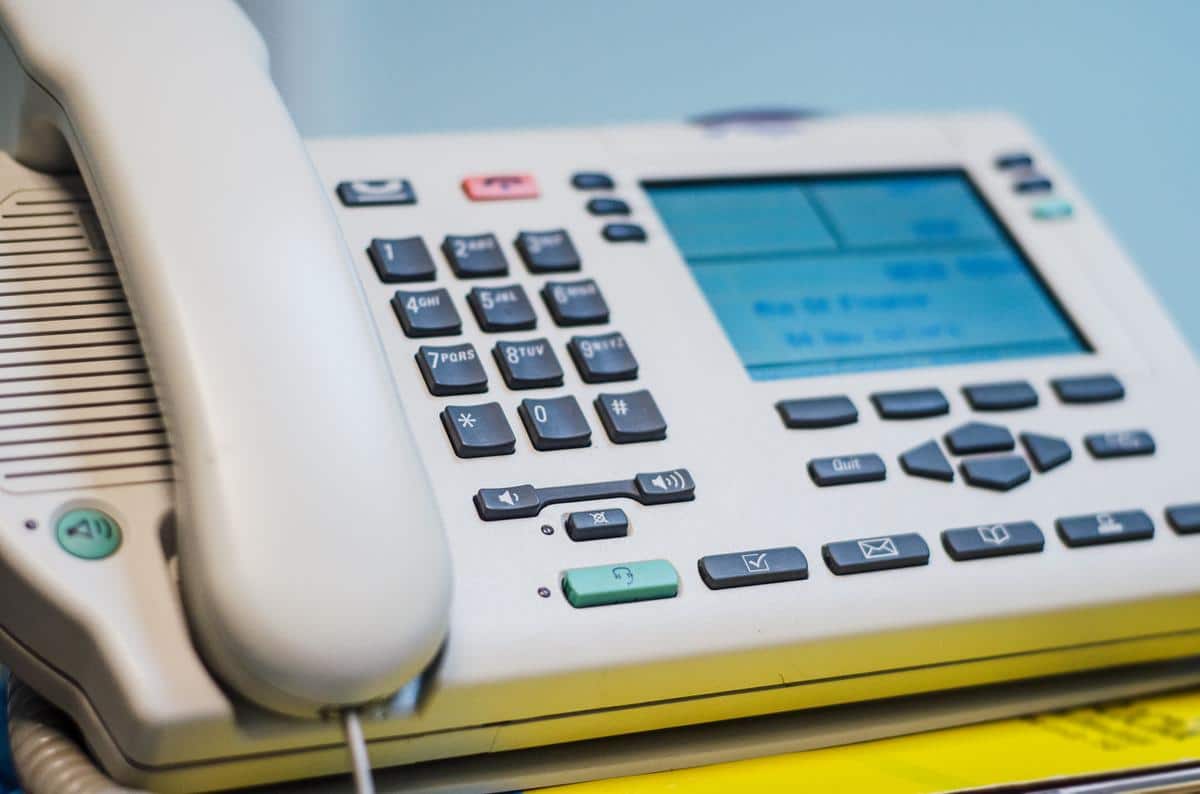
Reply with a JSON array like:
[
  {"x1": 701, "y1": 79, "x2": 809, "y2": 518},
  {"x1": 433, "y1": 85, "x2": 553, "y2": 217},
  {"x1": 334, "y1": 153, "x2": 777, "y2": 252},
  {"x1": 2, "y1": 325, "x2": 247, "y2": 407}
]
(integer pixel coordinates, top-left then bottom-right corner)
[{"x1": 0, "y1": 2, "x2": 1199, "y2": 793}]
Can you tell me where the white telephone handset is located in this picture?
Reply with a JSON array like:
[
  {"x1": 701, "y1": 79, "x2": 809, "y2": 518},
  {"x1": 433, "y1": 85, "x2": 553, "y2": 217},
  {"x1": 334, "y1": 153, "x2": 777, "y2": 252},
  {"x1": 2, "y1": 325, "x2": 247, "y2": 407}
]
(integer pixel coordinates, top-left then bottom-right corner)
[{"x1": 0, "y1": 0, "x2": 452, "y2": 716}]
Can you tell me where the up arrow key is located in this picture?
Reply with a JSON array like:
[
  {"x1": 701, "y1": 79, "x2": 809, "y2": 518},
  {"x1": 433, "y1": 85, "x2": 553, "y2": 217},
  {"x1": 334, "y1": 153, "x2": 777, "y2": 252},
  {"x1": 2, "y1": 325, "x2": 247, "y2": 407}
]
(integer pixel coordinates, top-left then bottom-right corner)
[{"x1": 474, "y1": 485, "x2": 540, "y2": 520}]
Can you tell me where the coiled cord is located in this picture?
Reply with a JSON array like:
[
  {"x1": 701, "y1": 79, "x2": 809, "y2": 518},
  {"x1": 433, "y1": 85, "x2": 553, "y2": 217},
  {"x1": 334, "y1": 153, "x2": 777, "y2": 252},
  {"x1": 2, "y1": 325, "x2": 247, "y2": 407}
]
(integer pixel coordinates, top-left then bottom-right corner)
[{"x1": 6, "y1": 675, "x2": 144, "y2": 794}]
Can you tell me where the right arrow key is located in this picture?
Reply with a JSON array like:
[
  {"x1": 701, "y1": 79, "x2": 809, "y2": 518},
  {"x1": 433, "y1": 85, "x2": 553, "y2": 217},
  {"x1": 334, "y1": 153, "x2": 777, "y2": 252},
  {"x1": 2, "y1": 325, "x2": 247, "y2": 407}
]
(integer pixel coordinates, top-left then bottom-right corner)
[{"x1": 1020, "y1": 432, "x2": 1073, "y2": 472}]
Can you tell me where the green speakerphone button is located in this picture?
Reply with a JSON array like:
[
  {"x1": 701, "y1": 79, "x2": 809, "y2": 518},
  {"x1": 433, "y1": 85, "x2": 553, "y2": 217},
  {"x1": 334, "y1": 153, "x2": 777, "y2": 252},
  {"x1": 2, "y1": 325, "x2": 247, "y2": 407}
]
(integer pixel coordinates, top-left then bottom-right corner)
[
  {"x1": 562, "y1": 559, "x2": 679, "y2": 608},
  {"x1": 56, "y1": 508, "x2": 122, "y2": 559}
]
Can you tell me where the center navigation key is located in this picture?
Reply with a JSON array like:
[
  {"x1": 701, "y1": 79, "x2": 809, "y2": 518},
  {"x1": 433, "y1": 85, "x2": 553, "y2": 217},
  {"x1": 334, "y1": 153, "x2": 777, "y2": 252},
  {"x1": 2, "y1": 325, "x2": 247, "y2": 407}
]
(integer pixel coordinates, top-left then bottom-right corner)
[{"x1": 474, "y1": 485, "x2": 541, "y2": 520}]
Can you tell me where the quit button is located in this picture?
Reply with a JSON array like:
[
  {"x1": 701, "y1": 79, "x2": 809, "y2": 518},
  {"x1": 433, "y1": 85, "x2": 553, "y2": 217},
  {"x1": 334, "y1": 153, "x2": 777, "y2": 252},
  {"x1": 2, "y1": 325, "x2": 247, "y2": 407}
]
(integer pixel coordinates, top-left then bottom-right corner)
[
  {"x1": 562, "y1": 559, "x2": 679, "y2": 608},
  {"x1": 808, "y1": 453, "x2": 886, "y2": 487}
]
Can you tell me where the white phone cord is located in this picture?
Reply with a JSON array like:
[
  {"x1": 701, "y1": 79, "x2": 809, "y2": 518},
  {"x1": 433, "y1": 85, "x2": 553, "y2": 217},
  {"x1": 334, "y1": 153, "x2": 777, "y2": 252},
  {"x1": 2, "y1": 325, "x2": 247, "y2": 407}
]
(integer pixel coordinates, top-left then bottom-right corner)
[{"x1": 341, "y1": 709, "x2": 376, "y2": 794}]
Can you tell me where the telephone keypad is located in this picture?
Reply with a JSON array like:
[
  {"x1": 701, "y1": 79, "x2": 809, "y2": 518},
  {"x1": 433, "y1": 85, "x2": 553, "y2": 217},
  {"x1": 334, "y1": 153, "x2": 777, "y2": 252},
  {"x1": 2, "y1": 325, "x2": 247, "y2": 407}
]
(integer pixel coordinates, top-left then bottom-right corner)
[
  {"x1": 568, "y1": 331, "x2": 638, "y2": 383},
  {"x1": 368, "y1": 237, "x2": 436, "y2": 283},
  {"x1": 595, "y1": 390, "x2": 667, "y2": 443},
  {"x1": 541, "y1": 279, "x2": 610, "y2": 326},
  {"x1": 441, "y1": 233, "x2": 509, "y2": 278},
  {"x1": 392, "y1": 288, "x2": 462, "y2": 337},
  {"x1": 493, "y1": 339, "x2": 564, "y2": 390},
  {"x1": 515, "y1": 229, "x2": 581, "y2": 273},
  {"x1": 441, "y1": 402, "x2": 516, "y2": 458},
  {"x1": 467, "y1": 285, "x2": 537, "y2": 332},
  {"x1": 416, "y1": 343, "x2": 487, "y2": 396},
  {"x1": 519, "y1": 396, "x2": 591, "y2": 451}
]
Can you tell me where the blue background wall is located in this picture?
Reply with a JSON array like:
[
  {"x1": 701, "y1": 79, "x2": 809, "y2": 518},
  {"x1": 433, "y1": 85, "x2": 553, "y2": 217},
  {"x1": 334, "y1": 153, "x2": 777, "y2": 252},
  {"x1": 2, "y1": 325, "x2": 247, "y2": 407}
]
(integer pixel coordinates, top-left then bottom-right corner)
[{"x1": 240, "y1": 0, "x2": 1200, "y2": 349}]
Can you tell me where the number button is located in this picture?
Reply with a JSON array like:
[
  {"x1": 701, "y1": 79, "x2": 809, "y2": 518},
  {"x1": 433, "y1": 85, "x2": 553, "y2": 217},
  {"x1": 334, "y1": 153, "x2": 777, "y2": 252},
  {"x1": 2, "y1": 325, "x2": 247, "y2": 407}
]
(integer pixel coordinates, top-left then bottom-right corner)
[
  {"x1": 595, "y1": 389, "x2": 667, "y2": 443},
  {"x1": 391, "y1": 288, "x2": 461, "y2": 337},
  {"x1": 541, "y1": 279, "x2": 610, "y2": 326},
  {"x1": 518, "y1": 396, "x2": 592, "y2": 450},
  {"x1": 368, "y1": 237, "x2": 436, "y2": 282},
  {"x1": 568, "y1": 331, "x2": 638, "y2": 383},
  {"x1": 515, "y1": 229, "x2": 581, "y2": 273},
  {"x1": 441, "y1": 233, "x2": 509, "y2": 278},
  {"x1": 467, "y1": 285, "x2": 537, "y2": 332},
  {"x1": 415, "y1": 343, "x2": 487, "y2": 396},
  {"x1": 493, "y1": 339, "x2": 564, "y2": 389}
]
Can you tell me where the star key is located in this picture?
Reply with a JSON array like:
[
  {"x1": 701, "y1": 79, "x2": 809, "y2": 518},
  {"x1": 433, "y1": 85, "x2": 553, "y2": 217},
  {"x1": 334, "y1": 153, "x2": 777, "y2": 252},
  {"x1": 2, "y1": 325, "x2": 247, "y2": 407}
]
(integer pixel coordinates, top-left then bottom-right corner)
[{"x1": 440, "y1": 402, "x2": 515, "y2": 458}]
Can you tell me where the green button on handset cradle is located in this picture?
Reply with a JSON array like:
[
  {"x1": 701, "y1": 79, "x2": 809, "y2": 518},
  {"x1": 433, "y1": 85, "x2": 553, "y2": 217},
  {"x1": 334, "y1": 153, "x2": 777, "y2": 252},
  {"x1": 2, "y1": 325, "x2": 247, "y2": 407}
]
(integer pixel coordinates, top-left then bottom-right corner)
[{"x1": 56, "y1": 508, "x2": 122, "y2": 560}]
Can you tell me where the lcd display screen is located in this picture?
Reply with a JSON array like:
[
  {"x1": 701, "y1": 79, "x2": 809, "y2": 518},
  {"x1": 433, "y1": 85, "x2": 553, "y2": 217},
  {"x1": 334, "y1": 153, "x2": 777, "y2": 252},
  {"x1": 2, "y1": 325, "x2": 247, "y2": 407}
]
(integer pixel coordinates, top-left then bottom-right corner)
[{"x1": 643, "y1": 172, "x2": 1088, "y2": 380}]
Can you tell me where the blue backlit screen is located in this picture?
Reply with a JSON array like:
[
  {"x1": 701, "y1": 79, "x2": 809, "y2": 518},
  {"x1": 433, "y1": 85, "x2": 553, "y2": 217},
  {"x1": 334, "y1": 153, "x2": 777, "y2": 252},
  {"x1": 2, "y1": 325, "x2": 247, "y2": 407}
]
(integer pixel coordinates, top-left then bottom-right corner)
[{"x1": 643, "y1": 172, "x2": 1088, "y2": 380}]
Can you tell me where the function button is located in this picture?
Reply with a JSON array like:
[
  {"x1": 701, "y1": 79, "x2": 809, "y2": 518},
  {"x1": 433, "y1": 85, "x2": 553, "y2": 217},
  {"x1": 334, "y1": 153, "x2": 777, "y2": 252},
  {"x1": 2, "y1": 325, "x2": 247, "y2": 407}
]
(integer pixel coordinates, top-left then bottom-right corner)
[
  {"x1": 995, "y1": 152, "x2": 1034, "y2": 170},
  {"x1": 587, "y1": 197, "x2": 631, "y2": 216},
  {"x1": 368, "y1": 237, "x2": 436, "y2": 282},
  {"x1": 494, "y1": 339, "x2": 564, "y2": 389},
  {"x1": 1020, "y1": 432, "x2": 1072, "y2": 472},
  {"x1": 899, "y1": 440, "x2": 953, "y2": 482},
  {"x1": 461, "y1": 173, "x2": 539, "y2": 201},
  {"x1": 1032, "y1": 199, "x2": 1073, "y2": 220},
  {"x1": 1052, "y1": 374, "x2": 1124, "y2": 404},
  {"x1": 562, "y1": 559, "x2": 679, "y2": 608},
  {"x1": 1014, "y1": 175, "x2": 1053, "y2": 194},
  {"x1": 960, "y1": 455, "x2": 1031, "y2": 491},
  {"x1": 337, "y1": 178, "x2": 416, "y2": 207},
  {"x1": 1086, "y1": 430, "x2": 1155, "y2": 459},
  {"x1": 542, "y1": 279, "x2": 610, "y2": 326},
  {"x1": 596, "y1": 390, "x2": 667, "y2": 443},
  {"x1": 822, "y1": 533, "x2": 929, "y2": 575},
  {"x1": 56, "y1": 507, "x2": 122, "y2": 560},
  {"x1": 634, "y1": 468, "x2": 695, "y2": 503},
  {"x1": 776, "y1": 396, "x2": 857, "y2": 429},
  {"x1": 568, "y1": 331, "x2": 638, "y2": 383},
  {"x1": 565, "y1": 508, "x2": 628, "y2": 541},
  {"x1": 571, "y1": 172, "x2": 615, "y2": 190},
  {"x1": 1166, "y1": 504, "x2": 1200, "y2": 535},
  {"x1": 440, "y1": 402, "x2": 516, "y2": 458},
  {"x1": 415, "y1": 344, "x2": 487, "y2": 396},
  {"x1": 391, "y1": 288, "x2": 461, "y2": 337},
  {"x1": 1056, "y1": 510, "x2": 1154, "y2": 547},
  {"x1": 808, "y1": 453, "x2": 886, "y2": 487},
  {"x1": 467, "y1": 285, "x2": 537, "y2": 332},
  {"x1": 942, "y1": 521, "x2": 1044, "y2": 561},
  {"x1": 518, "y1": 395, "x2": 591, "y2": 450},
  {"x1": 871, "y1": 388, "x2": 949, "y2": 420},
  {"x1": 944, "y1": 422, "x2": 1015, "y2": 455},
  {"x1": 602, "y1": 223, "x2": 647, "y2": 243},
  {"x1": 474, "y1": 484, "x2": 540, "y2": 520},
  {"x1": 515, "y1": 229, "x2": 581, "y2": 273},
  {"x1": 699, "y1": 547, "x2": 808, "y2": 590},
  {"x1": 441, "y1": 233, "x2": 509, "y2": 278},
  {"x1": 962, "y1": 381, "x2": 1037, "y2": 411}
]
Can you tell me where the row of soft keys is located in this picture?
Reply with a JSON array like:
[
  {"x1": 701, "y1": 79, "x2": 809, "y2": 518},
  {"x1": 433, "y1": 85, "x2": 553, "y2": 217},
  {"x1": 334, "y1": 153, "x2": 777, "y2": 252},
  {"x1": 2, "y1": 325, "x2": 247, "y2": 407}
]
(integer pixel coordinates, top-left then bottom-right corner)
[{"x1": 559, "y1": 504, "x2": 1200, "y2": 608}]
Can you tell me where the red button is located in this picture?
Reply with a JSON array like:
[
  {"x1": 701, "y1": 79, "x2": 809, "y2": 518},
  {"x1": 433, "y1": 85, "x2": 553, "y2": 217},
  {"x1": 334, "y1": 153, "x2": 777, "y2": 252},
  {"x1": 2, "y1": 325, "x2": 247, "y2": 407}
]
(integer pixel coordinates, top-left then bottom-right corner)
[{"x1": 462, "y1": 173, "x2": 540, "y2": 201}]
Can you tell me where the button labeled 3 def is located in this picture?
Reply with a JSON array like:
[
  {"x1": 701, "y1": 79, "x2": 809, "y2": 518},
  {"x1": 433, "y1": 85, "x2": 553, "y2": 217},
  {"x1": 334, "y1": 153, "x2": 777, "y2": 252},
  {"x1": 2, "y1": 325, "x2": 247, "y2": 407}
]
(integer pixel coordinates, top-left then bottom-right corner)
[{"x1": 56, "y1": 507, "x2": 122, "y2": 559}]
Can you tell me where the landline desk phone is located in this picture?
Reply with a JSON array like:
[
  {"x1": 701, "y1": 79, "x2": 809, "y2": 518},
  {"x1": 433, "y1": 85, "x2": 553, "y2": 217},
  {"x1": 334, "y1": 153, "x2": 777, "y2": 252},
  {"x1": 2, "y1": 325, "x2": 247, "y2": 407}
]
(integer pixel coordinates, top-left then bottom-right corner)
[{"x1": 0, "y1": 2, "x2": 1199, "y2": 792}]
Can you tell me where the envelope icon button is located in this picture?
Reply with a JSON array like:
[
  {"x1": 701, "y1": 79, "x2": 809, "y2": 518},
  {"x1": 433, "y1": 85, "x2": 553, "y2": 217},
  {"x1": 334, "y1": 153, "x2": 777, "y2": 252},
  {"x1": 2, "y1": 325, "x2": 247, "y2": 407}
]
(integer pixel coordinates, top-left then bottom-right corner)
[{"x1": 857, "y1": 537, "x2": 899, "y2": 559}]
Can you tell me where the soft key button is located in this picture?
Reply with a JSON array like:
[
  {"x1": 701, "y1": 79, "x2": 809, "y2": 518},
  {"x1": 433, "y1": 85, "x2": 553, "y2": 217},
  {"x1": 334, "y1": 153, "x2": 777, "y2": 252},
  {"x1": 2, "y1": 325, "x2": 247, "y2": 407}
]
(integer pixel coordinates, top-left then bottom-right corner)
[
  {"x1": 568, "y1": 331, "x2": 638, "y2": 383},
  {"x1": 1051, "y1": 374, "x2": 1124, "y2": 404},
  {"x1": 494, "y1": 339, "x2": 564, "y2": 389},
  {"x1": 822, "y1": 533, "x2": 929, "y2": 575},
  {"x1": 571, "y1": 172, "x2": 615, "y2": 190},
  {"x1": 467, "y1": 285, "x2": 537, "y2": 332},
  {"x1": 1166, "y1": 504, "x2": 1200, "y2": 535},
  {"x1": 776, "y1": 396, "x2": 858, "y2": 429},
  {"x1": 562, "y1": 559, "x2": 679, "y2": 608},
  {"x1": 541, "y1": 279, "x2": 610, "y2": 326},
  {"x1": 461, "y1": 173, "x2": 539, "y2": 201},
  {"x1": 698, "y1": 547, "x2": 808, "y2": 590},
  {"x1": 962, "y1": 381, "x2": 1038, "y2": 411},
  {"x1": 602, "y1": 223, "x2": 647, "y2": 243},
  {"x1": 1085, "y1": 430, "x2": 1155, "y2": 459},
  {"x1": 808, "y1": 454, "x2": 886, "y2": 486},
  {"x1": 871, "y1": 388, "x2": 949, "y2": 419},
  {"x1": 515, "y1": 229, "x2": 581, "y2": 273},
  {"x1": 441, "y1": 233, "x2": 509, "y2": 278},
  {"x1": 416, "y1": 344, "x2": 487, "y2": 396}
]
